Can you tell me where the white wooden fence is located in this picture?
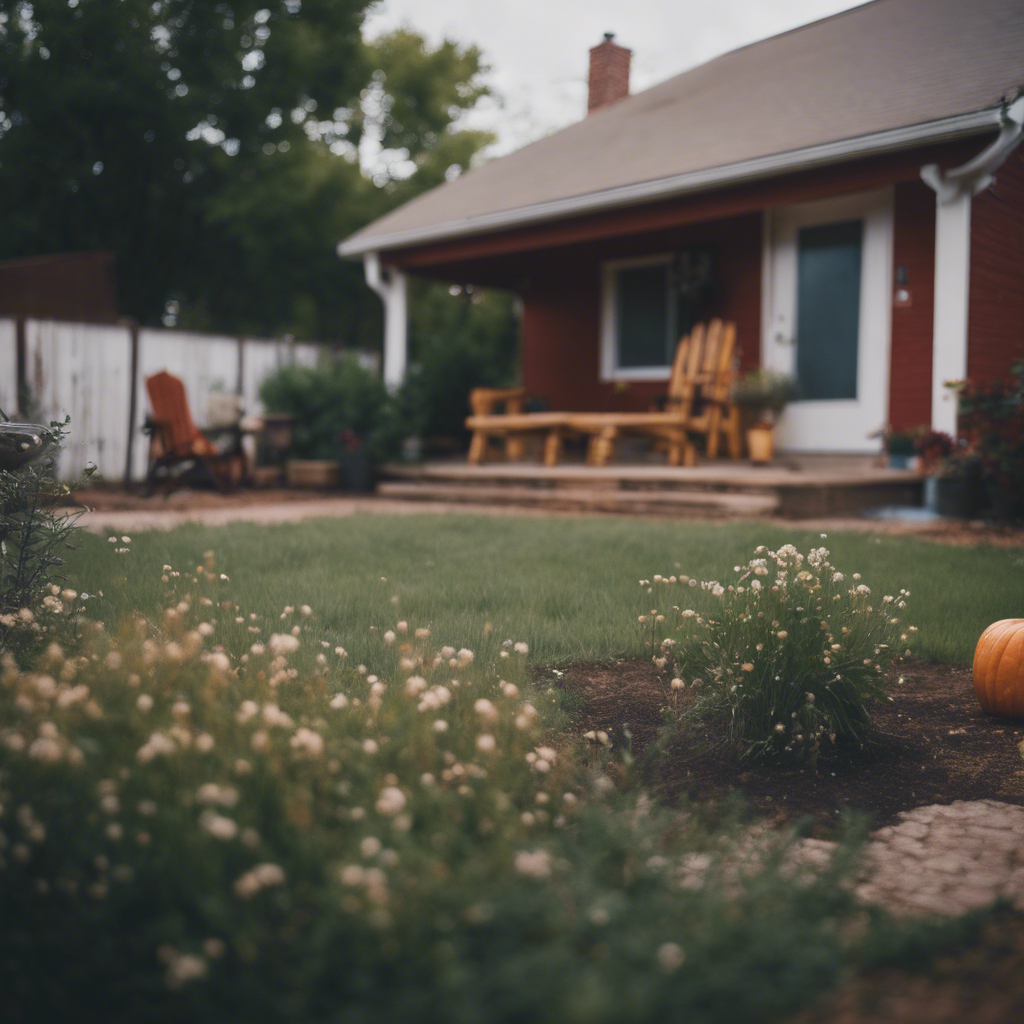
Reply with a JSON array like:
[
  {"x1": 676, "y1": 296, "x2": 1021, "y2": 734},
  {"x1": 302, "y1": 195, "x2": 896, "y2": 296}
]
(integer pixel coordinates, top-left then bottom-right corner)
[{"x1": 0, "y1": 318, "x2": 323, "y2": 481}]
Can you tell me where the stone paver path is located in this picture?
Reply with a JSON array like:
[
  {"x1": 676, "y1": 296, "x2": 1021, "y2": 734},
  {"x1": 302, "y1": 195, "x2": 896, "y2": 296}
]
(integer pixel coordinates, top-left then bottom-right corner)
[{"x1": 796, "y1": 800, "x2": 1024, "y2": 917}]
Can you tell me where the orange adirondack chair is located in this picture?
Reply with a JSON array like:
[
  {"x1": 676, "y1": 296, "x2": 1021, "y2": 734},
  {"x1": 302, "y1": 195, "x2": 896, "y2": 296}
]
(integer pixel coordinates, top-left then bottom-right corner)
[{"x1": 144, "y1": 371, "x2": 244, "y2": 491}]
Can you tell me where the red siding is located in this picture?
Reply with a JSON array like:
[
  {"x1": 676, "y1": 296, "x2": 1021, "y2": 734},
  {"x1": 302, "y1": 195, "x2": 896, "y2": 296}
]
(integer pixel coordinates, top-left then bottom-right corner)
[
  {"x1": 520, "y1": 213, "x2": 761, "y2": 412},
  {"x1": 888, "y1": 181, "x2": 935, "y2": 429},
  {"x1": 968, "y1": 146, "x2": 1024, "y2": 383},
  {"x1": 389, "y1": 138, "x2": 985, "y2": 272}
]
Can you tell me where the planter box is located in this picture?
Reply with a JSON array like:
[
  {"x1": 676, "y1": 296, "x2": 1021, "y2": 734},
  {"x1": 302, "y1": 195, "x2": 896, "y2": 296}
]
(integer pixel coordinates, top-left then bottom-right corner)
[
  {"x1": 285, "y1": 459, "x2": 339, "y2": 489},
  {"x1": 339, "y1": 451, "x2": 375, "y2": 493},
  {"x1": 250, "y1": 465, "x2": 285, "y2": 488}
]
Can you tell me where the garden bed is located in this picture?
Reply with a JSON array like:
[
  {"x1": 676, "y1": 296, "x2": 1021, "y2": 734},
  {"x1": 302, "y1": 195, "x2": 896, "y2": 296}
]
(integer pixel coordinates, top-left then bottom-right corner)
[
  {"x1": 556, "y1": 656, "x2": 1024, "y2": 1023},
  {"x1": 554, "y1": 657, "x2": 1024, "y2": 836}
]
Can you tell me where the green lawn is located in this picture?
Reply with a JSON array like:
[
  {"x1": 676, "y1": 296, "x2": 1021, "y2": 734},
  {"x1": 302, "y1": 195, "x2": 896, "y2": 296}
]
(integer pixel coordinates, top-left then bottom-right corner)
[{"x1": 71, "y1": 514, "x2": 1022, "y2": 667}]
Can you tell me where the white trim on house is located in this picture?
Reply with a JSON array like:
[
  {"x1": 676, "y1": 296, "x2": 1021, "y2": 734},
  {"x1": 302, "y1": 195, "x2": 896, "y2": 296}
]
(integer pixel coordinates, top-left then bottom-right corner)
[
  {"x1": 364, "y1": 252, "x2": 408, "y2": 388},
  {"x1": 921, "y1": 97, "x2": 1024, "y2": 434},
  {"x1": 340, "y1": 109, "x2": 1002, "y2": 257},
  {"x1": 929, "y1": 195, "x2": 973, "y2": 435},
  {"x1": 762, "y1": 188, "x2": 894, "y2": 453},
  {"x1": 599, "y1": 253, "x2": 676, "y2": 382}
]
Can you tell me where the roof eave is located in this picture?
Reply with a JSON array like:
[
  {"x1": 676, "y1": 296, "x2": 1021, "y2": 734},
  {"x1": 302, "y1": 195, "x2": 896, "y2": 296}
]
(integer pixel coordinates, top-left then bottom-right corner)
[{"x1": 338, "y1": 106, "x2": 1004, "y2": 258}]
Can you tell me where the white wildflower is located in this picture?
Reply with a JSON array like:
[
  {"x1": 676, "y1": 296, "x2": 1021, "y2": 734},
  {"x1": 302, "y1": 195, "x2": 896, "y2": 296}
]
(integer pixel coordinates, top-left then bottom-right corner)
[
  {"x1": 375, "y1": 787, "x2": 406, "y2": 817},
  {"x1": 657, "y1": 942, "x2": 686, "y2": 973},
  {"x1": 513, "y1": 849, "x2": 552, "y2": 880},
  {"x1": 268, "y1": 633, "x2": 300, "y2": 656}
]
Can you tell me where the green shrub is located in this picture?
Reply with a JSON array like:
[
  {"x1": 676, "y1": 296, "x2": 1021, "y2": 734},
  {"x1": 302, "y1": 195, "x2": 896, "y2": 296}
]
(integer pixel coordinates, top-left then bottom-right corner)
[
  {"x1": 258, "y1": 356, "x2": 402, "y2": 463},
  {"x1": 644, "y1": 543, "x2": 912, "y2": 766},
  {"x1": 399, "y1": 282, "x2": 519, "y2": 446},
  {"x1": 0, "y1": 555, "x2": 889, "y2": 1023}
]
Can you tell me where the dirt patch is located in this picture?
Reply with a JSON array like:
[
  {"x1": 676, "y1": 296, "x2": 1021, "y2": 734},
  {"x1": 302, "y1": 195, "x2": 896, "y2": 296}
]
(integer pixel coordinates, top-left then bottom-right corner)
[
  {"x1": 69, "y1": 484, "x2": 333, "y2": 513},
  {"x1": 552, "y1": 657, "x2": 1024, "y2": 835},
  {"x1": 68, "y1": 486, "x2": 1024, "y2": 545},
  {"x1": 551, "y1": 657, "x2": 1024, "y2": 1023}
]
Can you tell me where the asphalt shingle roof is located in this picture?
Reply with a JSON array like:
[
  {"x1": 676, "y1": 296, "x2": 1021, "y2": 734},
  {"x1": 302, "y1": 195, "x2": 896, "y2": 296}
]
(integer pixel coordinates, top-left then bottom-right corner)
[{"x1": 341, "y1": 0, "x2": 1024, "y2": 254}]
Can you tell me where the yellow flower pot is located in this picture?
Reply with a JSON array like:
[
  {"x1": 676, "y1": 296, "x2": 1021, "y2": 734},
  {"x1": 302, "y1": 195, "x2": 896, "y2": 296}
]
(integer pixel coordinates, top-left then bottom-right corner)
[{"x1": 746, "y1": 424, "x2": 774, "y2": 464}]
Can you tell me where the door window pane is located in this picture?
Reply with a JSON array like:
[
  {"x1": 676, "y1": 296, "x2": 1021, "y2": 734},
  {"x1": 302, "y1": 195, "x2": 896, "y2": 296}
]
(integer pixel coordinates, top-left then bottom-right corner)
[
  {"x1": 615, "y1": 263, "x2": 673, "y2": 369},
  {"x1": 795, "y1": 220, "x2": 862, "y2": 400}
]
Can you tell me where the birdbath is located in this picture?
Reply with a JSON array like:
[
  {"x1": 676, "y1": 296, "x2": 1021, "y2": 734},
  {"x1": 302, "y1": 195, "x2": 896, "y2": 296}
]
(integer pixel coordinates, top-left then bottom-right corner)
[{"x1": 0, "y1": 421, "x2": 56, "y2": 471}]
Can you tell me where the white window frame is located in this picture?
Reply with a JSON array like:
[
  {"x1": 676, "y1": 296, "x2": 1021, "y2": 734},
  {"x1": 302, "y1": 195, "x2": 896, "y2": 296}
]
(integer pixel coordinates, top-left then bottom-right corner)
[{"x1": 599, "y1": 253, "x2": 676, "y2": 381}]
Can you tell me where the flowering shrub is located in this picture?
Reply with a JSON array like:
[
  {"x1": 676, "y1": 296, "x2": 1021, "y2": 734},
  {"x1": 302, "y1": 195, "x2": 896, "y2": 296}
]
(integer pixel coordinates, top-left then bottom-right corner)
[
  {"x1": 641, "y1": 543, "x2": 913, "y2": 767},
  {"x1": 950, "y1": 360, "x2": 1024, "y2": 519},
  {"x1": 0, "y1": 555, "x2": 883, "y2": 1022}
]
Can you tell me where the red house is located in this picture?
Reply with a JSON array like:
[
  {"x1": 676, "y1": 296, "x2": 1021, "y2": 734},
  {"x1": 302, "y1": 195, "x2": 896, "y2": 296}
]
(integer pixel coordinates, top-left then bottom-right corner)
[{"x1": 340, "y1": 0, "x2": 1024, "y2": 453}]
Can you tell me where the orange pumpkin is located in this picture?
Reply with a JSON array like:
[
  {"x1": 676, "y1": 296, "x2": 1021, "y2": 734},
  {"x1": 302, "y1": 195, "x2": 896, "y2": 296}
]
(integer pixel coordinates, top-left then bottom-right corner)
[{"x1": 973, "y1": 619, "x2": 1024, "y2": 718}]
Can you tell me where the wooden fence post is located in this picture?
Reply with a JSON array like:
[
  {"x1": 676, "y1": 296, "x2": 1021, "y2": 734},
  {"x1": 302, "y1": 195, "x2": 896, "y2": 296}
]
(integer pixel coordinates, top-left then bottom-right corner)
[
  {"x1": 14, "y1": 317, "x2": 26, "y2": 418},
  {"x1": 123, "y1": 319, "x2": 140, "y2": 485}
]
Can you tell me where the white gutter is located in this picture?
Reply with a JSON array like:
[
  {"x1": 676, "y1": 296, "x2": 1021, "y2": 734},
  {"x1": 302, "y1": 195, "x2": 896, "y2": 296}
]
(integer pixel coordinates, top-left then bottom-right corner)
[
  {"x1": 920, "y1": 97, "x2": 1024, "y2": 436},
  {"x1": 338, "y1": 107, "x2": 1004, "y2": 257}
]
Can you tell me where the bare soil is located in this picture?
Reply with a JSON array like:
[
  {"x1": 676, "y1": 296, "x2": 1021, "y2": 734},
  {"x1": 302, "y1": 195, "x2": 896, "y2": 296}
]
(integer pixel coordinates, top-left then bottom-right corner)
[
  {"x1": 67, "y1": 485, "x2": 1024, "y2": 545},
  {"x1": 554, "y1": 658, "x2": 1024, "y2": 1023},
  {"x1": 553, "y1": 658, "x2": 1024, "y2": 836}
]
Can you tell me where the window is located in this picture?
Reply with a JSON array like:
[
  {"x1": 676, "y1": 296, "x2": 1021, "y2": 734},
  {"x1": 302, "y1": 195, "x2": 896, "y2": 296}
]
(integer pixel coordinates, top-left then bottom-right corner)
[{"x1": 600, "y1": 255, "x2": 676, "y2": 380}]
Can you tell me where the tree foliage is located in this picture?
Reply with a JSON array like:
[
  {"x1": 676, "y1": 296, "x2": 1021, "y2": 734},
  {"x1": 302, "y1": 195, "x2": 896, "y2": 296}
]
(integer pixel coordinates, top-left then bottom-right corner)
[{"x1": 0, "y1": 2, "x2": 494, "y2": 341}]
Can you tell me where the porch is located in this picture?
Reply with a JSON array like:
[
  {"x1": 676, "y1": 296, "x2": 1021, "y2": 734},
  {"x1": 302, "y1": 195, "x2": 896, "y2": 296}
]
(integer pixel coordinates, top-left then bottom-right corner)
[{"x1": 377, "y1": 454, "x2": 922, "y2": 519}]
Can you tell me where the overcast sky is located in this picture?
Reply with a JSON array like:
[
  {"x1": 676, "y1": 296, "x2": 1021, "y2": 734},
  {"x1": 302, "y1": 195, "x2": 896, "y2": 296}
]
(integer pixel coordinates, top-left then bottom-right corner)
[{"x1": 364, "y1": 0, "x2": 874, "y2": 155}]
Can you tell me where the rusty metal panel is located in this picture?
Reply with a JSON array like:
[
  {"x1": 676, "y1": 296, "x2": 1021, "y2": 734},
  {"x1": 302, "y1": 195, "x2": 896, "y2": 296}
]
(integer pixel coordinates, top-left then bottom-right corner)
[
  {"x1": 0, "y1": 251, "x2": 118, "y2": 322},
  {"x1": 0, "y1": 319, "x2": 16, "y2": 417},
  {"x1": 25, "y1": 319, "x2": 133, "y2": 481}
]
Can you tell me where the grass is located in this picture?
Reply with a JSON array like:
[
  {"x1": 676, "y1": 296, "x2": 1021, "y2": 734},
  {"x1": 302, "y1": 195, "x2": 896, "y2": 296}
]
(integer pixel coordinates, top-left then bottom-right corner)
[
  {"x1": 71, "y1": 513, "x2": 1021, "y2": 667},
  {"x1": 1, "y1": 542, "x2": 979, "y2": 1023}
]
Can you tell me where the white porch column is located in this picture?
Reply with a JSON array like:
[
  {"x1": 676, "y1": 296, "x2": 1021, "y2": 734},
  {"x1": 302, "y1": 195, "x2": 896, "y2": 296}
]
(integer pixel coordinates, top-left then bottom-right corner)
[
  {"x1": 364, "y1": 251, "x2": 408, "y2": 390},
  {"x1": 921, "y1": 97, "x2": 1024, "y2": 435},
  {"x1": 929, "y1": 192, "x2": 972, "y2": 436}
]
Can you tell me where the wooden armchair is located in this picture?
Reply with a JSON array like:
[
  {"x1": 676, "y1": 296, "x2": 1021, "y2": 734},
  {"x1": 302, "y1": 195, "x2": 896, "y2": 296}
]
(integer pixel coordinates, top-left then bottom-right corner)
[
  {"x1": 144, "y1": 371, "x2": 245, "y2": 491},
  {"x1": 570, "y1": 319, "x2": 742, "y2": 466},
  {"x1": 464, "y1": 320, "x2": 742, "y2": 467}
]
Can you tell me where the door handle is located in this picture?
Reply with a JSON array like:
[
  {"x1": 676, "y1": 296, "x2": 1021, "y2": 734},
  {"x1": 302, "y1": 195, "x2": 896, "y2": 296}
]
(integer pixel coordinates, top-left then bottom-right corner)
[{"x1": 774, "y1": 332, "x2": 795, "y2": 347}]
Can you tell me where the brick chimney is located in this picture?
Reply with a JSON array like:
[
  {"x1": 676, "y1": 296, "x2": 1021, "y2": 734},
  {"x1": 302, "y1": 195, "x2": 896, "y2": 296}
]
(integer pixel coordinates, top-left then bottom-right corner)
[{"x1": 587, "y1": 33, "x2": 631, "y2": 114}]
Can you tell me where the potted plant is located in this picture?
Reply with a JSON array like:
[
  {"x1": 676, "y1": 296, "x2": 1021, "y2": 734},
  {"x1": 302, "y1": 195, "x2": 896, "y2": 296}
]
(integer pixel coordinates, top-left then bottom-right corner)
[
  {"x1": 336, "y1": 429, "x2": 374, "y2": 493},
  {"x1": 731, "y1": 369, "x2": 799, "y2": 463},
  {"x1": 949, "y1": 361, "x2": 1024, "y2": 521},
  {"x1": 259, "y1": 356, "x2": 402, "y2": 491},
  {"x1": 874, "y1": 427, "x2": 918, "y2": 470}
]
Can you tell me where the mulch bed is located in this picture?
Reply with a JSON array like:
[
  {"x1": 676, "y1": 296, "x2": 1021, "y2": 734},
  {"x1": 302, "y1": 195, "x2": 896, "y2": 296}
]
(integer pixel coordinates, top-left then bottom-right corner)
[
  {"x1": 551, "y1": 657, "x2": 1024, "y2": 1023},
  {"x1": 551, "y1": 657, "x2": 1024, "y2": 835}
]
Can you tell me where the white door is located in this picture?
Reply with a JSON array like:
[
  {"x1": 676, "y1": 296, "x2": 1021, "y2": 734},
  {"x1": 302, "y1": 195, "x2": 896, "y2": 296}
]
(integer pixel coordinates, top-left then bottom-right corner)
[{"x1": 763, "y1": 189, "x2": 893, "y2": 452}]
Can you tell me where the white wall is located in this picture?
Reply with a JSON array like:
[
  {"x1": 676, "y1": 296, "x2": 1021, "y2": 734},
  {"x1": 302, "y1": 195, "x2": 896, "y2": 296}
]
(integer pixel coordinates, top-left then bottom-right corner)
[
  {"x1": 1, "y1": 318, "x2": 330, "y2": 481},
  {"x1": 26, "y1": 320, "x2": 134, "y2": 481}
]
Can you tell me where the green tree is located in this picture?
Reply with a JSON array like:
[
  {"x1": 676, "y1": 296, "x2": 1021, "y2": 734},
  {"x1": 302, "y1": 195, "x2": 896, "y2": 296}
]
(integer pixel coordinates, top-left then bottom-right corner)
[
  {"x1": 400, "y1": 280, "x2": 519, "y2": 445},
  {"x1": 0, "y1": 4, "x2": 494, "y2": 341}
]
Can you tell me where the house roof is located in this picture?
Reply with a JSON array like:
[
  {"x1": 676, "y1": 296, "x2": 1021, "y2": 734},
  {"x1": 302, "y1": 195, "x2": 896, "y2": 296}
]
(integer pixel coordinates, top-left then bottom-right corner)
[{"x1": 340, "y1": 0, "x2": 1024, "y2": 257}]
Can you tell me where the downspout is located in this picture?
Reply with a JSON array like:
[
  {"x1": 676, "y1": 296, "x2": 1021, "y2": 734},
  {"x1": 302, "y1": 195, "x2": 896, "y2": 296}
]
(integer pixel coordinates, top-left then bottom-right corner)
[
  {"x1": 920, "y1": 96, "x2": 1024, "y2": 435},
  {"x1": 364, "y1": 251, "x2": 408, "y2": 390}
]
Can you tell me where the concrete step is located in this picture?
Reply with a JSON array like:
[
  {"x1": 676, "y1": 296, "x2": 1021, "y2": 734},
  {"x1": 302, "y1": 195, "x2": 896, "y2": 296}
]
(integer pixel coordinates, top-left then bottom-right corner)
[{"x1": 376, "y1": 481, "x2": 781, "y2": 517}]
